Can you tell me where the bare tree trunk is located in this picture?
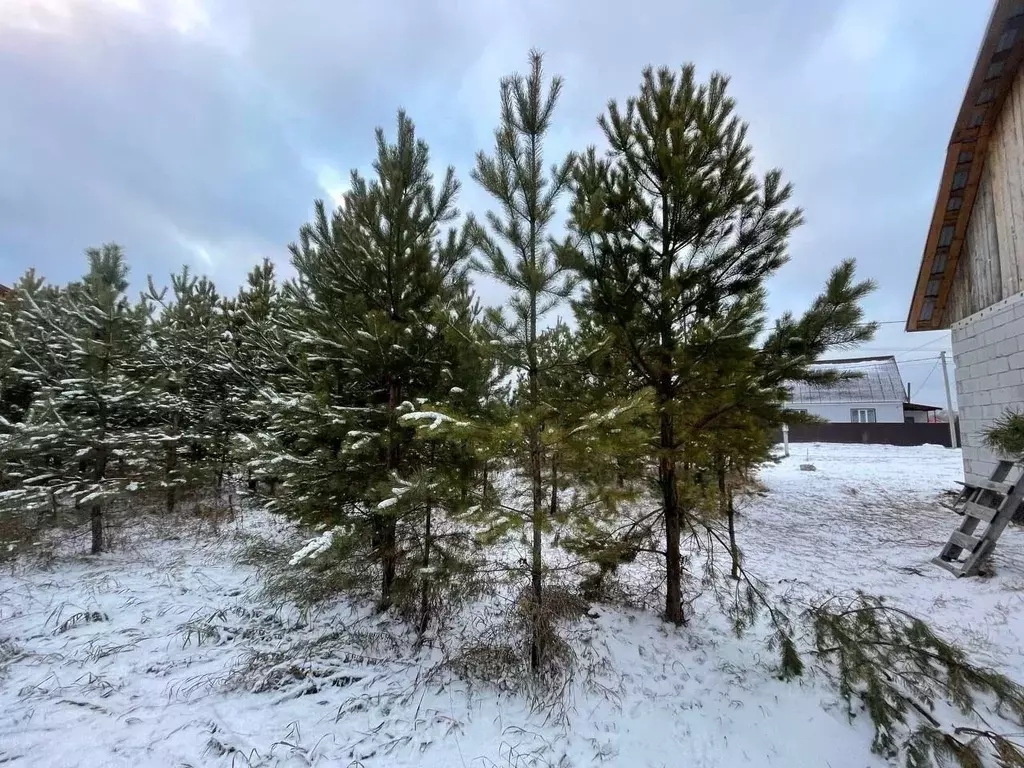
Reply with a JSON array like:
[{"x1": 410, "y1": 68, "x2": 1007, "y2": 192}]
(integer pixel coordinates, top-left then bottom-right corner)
[
  {"x1": 90, "y1": 444, "x2": 109, "y2": 555},
  {"x1": 716, "y1": 456, "x2": 740, "y2": 580},
  {"x1": 418, "y1": 500, "x2": 432, "y2": 637},
  {"x1": 90, "y1": 506, "x2": 103, "y2": 554},
  {"x1": 528, "y1": 269, "x2": 545, "y2": 671},
  {"x1": 459, "y1": 443, "x2": 469, "y2": 504},
  {"x1": 550, "y1": 455, "x2": 559, "y2": 520},
  {"x1": 660, "y1": 407, "x2": 684, "y2": 625},
  {"x1": 727, "y1": 486, "x2": 739, "y2": 580},
  {"x1": 48, "y1": 489, "x2": 59, "y2": 526},
  {"x1": 165, "y1": 438, "x2": 178, "y2": 515},
  {"x1": 378, "y1": 376, "x2": 400, "y2": 612},
  {"x1": 530, "y1": 427, "x2": 545, "y2": 670}
]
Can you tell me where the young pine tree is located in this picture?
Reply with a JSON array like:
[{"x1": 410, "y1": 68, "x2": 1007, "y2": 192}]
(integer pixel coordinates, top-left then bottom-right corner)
[
  {"x1": 565, "y1": 65, "x2": 875, "y2": 625},
  {"x1": 224, "y1": 259, "x2": 288, "y2": 492},
  {"x1": 0, "y1": 246, "x2": 152, "y2": 553},
  {"x1": 472, "y1": 50, "x2": 576, "y2": 671},
  {"x1": 273, "y1": 111, "x2": 475, "y2": 613},
  {"x1": 144, "y1": 267, "x2": 225, "y2": 513}
]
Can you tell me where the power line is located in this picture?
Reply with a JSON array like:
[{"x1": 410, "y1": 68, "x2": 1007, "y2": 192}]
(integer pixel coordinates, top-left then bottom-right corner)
[
  {"x1": 845, "y1": 346, "x2": 951, "y2": 353},
  {"x1": 847, "y1": 336, "x2": 950, "y2": 355},
  {"x1": 853, "y1": 320, "x2": 947, "y2": 327},
  {"x1": 910, "y1": 357, "x2": 942, "y2": 399},
  {"x1": 903, "y1": 335, "x2": 950, "y2": 353},
  {"x1": 812, "y1": 355, "x2": 941, "y2": 369}
]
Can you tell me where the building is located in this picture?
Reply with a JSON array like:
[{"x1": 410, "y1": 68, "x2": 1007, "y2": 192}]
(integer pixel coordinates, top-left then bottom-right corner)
[
  {"x1": 787, "y1": 355, "x2": 940, "y2": 424},
  {"x1": 906, "y1": 0, "x2": 1024, "y2": 485}
]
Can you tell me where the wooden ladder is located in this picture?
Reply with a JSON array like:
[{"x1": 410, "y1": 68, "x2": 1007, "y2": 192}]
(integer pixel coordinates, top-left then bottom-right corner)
[{"x1": 933, "y1": 459, "x2": 1024, "y2": 577}]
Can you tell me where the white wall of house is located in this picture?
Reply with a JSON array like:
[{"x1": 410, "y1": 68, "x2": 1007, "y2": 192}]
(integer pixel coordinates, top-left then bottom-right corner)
[
  {"x1": 951, "y1": 289, "x2": 1024, "y2": 486},
  {"x1": 904, "y1": 410, "x2": 932, "y2": 424},
  {"x1": 787, "y1": 401, "x2": 905, "y2": 424}
]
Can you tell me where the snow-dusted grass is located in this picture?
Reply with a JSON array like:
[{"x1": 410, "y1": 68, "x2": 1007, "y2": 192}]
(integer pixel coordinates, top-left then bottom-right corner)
[
  {"x1": 750, "y1": 444, "x2": 1024, "y2": 684},
  {"x1": 1, "y1": 443, "x2": 1021, "y2": 767}
]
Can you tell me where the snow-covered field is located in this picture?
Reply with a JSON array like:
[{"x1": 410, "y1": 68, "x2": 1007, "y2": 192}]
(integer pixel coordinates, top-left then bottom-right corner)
[{"x1": 2, "y1": 443, "x2": 1022, "y2": 768}]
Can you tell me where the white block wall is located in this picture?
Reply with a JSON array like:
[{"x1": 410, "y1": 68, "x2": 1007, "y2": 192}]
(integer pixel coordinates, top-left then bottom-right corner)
[
  {"x1": 787, "y1": 401, "x2": 905, "y2": 423},
  {"x1": 951, "y1": 290, "x2": 1024, "y2": 485}
]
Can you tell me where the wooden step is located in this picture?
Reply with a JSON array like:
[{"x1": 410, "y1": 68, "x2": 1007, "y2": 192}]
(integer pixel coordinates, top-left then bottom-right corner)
[
  {"x1": 963, "y1": 501, "x2": 997, "y2": 523},
  {"x1": 975, "y1": 479, "x2": 1013, "y2": 495},
  {"x1": 950, "y1": 531, "x2": 981, "y2": 551}
]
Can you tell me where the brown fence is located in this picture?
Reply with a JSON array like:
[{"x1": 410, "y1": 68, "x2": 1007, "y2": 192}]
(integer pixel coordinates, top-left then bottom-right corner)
[{"x1": 776, "y1": 421, "x2": 961, "y2": 448}]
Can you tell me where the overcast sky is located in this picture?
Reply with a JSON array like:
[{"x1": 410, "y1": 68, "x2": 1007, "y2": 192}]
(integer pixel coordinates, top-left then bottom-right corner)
[{"x1": 0, "y1": 0, "x2": 993, "y2": 408}]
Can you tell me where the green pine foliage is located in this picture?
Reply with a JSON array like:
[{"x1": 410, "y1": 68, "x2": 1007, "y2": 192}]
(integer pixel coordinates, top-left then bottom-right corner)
[
  {"x1": 563, "y1": 64, "x2": 876, "y2": 625},
  {"x1": 984, "y1": 411, "x2": 1024, "y2": 460},
  {"x1": 0, "y1": 249, "x2": 252, "y2": 552},
  {"x1": 0, "y1": 270, "x2": 58, "y2": 427},
  {"x1": 807, "y1": 594, "x2": 1024, "y2": 767},
  {"x1": 531, "y1": 322, "x2": 651, "y2": 595},
  {"x1": 144, "y1": 266, "x2": 228, "y2": 513},
  {"x1": 471, "y1": 50, "x2": 577, "y2": 672},
  {"x1": 223, "y1": 259, "x2": 289, "y2": 492},
  {"x1": 0, "y1": 245, "x2": 152, "y2": 553},
  {"x1": 259, "y1": 110, "x2": 480, "y2": 617}
]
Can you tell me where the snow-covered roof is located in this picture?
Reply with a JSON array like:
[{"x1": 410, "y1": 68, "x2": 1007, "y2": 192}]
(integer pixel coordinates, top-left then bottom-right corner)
[{"x1": 787, "y1": 355, "x2": 906, "y2": 404}]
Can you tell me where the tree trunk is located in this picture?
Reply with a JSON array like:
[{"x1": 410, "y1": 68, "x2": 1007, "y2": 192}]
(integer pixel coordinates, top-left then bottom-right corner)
[
  {"x1": 380, "y1": 523, "x2": 397, "y2": 611},
  {"x1": 459, "y1": 443, "x2": 469, "y2": 504},
  {"x1": 90, "y1": 505, "x2": 103, "y2": 554},
  {"x1": 527, "y1": 229, "x2": 545, "y2": 671},
  {"x1": 529, "y1": 426, "x2": 545, "y2": 670},
  {"x1": 727, "y1": 482, "x2": 739, "y2": 581},
  {"x1": 165, "y1": 438, "x2": 178, "y2": 515},
  {"x1": 48, "y1": 489, "x2": 59, "y2": 526},
  {"x1": 378, "y1": 375, "x2": 401, "y2": 612},
  {"x1": 727, "y1": 491, "x2": 739, "y2": 580},
  {"x1": 91, "y1": 444, "x2": 109, "y2": 555},
  {"x1": 418, "y1": 500, "x2": 432, "y2": 637},
  {"x1": 716, "y1": 457, "x2": 740, "y2": 580},
  {"x1": 660, "y1": 407, "x2": 684, "y2": 625},
  {"x1": 549, "y1": 456, "x2": 559, "y2": 520}
]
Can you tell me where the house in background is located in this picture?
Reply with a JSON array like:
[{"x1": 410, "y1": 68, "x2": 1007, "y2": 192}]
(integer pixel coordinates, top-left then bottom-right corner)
[
  {"x1": 787, "y1": 355, "x2": 941, "y2": 424},
  {"x1": 906, "y1": 0, "x2": 1024, "y2": 485}
]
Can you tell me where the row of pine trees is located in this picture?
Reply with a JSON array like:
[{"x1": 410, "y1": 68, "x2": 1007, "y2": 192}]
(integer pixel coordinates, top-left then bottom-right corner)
[{"x1": 0, "y1": 54, "x2": 877, "y2": 666}]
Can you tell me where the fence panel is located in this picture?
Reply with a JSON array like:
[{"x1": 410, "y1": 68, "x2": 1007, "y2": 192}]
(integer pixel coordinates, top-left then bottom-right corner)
[{"x1": 776, "y1": 422, "x2": 961, "y2": 448}]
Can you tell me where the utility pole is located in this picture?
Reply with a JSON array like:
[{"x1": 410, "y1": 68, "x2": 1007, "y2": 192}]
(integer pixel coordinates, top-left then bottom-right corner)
[{"x1": 940, "y1": 350, "x2": 958, "y2": 448}]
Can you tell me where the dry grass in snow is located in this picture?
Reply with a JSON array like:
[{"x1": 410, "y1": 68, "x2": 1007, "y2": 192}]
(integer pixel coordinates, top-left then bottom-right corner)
[{"x1": 1, "y1": 443, "x2": 1022, "y2": 767}]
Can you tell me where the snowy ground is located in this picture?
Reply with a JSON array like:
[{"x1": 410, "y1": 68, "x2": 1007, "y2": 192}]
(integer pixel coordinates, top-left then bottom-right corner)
[{"x1": 2, "y1": 443, "x2": 1022, "y2": 768}]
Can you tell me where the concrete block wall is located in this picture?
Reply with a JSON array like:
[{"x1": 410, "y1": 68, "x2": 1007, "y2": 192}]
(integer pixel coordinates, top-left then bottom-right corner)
[{"x1": 951, "y1": 290, "x2": 1024, "y2": 485}]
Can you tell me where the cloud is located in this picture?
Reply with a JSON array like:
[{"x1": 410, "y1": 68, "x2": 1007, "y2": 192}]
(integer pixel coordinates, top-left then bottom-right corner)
[
  {"x1": 0, "y1": 0, "x2": 995, "y2": 405},
  {"x1": 818, "y1": 0, "x2": 898, "y2": 64}
]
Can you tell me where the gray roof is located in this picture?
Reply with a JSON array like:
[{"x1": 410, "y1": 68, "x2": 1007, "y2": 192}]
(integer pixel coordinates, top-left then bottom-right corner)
[{"x1": 787, "y1": 356, "x2": 906, "y2": 404}]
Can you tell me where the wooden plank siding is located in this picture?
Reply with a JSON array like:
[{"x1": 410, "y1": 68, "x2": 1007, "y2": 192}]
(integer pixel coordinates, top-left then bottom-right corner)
[
  {"x1": 907, "y1": 0, "x2": 1024, "y2": 331},
  {"x1": 947, "y1": 65, "x2": 1024, "y2": 324}
]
